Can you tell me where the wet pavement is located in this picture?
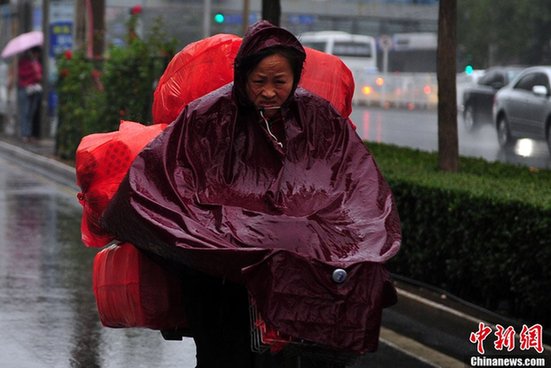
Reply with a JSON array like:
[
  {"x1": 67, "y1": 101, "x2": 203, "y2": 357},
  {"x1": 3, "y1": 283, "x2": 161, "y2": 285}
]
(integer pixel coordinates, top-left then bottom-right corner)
[
  {"x1": 350, "y1": 107, "x2": 551, "y2": 170},
  {"x1": 0, "y1": 151, "x2": 197, "y2": 368}
]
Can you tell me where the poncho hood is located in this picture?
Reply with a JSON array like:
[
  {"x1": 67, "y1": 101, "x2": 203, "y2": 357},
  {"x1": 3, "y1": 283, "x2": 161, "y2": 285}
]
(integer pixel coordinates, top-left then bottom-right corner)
[
  {"x1": 102, "y1": 21, "x2": 401, "y2": 354},
  {"x1": 232, "y1": 20, "x2": 306, "y2": 108}
]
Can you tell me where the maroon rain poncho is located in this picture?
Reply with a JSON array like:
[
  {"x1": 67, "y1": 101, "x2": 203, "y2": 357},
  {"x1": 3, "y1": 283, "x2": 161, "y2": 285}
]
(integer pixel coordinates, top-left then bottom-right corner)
[{"x1": 102, "y1": 21, "x2": 401, "y2": 354}]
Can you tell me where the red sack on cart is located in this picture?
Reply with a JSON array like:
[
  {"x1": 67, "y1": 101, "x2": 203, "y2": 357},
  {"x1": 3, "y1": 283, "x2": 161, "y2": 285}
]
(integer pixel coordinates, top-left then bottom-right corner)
[
  {"x1": 75, "y1": 120, "x2": 167, "y2": 247},
  {"x1": 152, "y1": 34, "x2": 242, "y2": 125},
  {"x1": 152, "y1": 34, "x2": 354, "y2": 125},
  {"x1": 93, "y1": 242, "x2": 189, "y2": 330}
]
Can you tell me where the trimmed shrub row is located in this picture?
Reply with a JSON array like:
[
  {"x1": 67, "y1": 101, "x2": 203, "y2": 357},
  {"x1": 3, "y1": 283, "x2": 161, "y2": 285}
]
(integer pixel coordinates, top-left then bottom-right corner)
[{"x1": 367, "y1": 142, "x2": 551, "y2": 325}]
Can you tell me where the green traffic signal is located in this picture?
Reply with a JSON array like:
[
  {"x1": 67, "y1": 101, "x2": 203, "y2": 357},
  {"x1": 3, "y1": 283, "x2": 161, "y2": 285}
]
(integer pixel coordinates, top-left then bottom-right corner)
[
  {"x1": 465, "y1": 65, "x2": 474, "y2": 75},
  {"x1": 214, "y1": 13, "x2": 225, "y2": 24}
]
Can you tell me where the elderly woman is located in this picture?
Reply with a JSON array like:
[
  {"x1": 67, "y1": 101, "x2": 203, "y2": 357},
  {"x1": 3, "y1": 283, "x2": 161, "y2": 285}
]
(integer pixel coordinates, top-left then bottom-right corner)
[{"x1": 103, "y1": 21, "x2": 401, "y2": 368}]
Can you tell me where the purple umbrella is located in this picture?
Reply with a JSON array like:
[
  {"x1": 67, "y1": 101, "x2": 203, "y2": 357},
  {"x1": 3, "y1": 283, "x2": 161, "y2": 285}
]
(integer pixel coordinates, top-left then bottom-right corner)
[{"x1": 1, "y1": 31, "x2": 43, "y2": 59}]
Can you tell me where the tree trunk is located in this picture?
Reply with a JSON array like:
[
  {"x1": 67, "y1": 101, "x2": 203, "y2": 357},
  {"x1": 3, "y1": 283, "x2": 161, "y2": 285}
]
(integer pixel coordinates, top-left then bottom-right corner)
[
  {"x1": 74, "y1": 0, "x2": 86, "y2": 52},
  {"x1": 89, "y1": 0, "x2": 105, "y2": 59},
  {"x1": 74, "y1": 0, "x2": 104, "y2": 58},
  {"x1": 17, "y1": 0, "x2": 33, "y2": 32},
  {"x1": 262, "y1": 0, "x2": 281, "y2": 26},
  {"x1": 437, "y1": 0, "x2": 458, "y2": 172}
]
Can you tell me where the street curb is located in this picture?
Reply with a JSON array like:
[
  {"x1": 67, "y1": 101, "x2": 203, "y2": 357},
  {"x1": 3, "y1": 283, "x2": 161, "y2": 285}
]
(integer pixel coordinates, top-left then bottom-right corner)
[{"x1": 0, "y1": 140, "x2": 78, "y2": 191}]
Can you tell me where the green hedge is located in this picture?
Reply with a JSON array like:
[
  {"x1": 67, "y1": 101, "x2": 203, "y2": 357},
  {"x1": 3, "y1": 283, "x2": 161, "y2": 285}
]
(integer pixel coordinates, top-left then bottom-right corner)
[
  {"x1": 367, "y1": 142, "x2": 551, "y2": 325},
  {"x1": 55, "y1": 16, "x2": 176, "y2": 160}
]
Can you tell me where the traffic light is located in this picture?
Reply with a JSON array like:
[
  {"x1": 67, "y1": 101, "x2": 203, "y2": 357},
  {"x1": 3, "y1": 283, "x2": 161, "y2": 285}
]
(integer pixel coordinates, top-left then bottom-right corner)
[
  {"x1": 214, "y1": 13, "x2": 225, "y2": 24},
  {"x1": 465, "y1": 64, "x2": 474, "y2": 75}
]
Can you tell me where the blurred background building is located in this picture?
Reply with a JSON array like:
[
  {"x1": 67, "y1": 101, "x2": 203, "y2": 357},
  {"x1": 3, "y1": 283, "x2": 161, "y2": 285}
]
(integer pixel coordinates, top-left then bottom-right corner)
[
  {"x1": 0, "y1": 0, "x2": 439, "y2": 136},
  {"x1": 1, "y1": 0, "x2": 439, "y2": 65},
  {"x1": 106, "y1": 0, "x2": 438, "y2": 70}
]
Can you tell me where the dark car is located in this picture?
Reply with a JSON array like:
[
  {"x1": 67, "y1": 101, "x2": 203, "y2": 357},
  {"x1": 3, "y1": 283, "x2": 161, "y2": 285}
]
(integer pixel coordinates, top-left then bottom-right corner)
[
  {"x1": 462, "y1": 66, "x2": 524, "y2": 131},
  {"x1": 493, "y1": 66, "x2": 551, "y2": 156}
]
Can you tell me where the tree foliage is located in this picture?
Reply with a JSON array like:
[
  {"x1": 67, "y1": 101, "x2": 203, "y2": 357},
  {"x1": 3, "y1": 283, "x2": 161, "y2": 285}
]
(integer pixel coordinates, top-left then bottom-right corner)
[
  {"x1": 458, "y1": 0, "x2": 551, "y2": 68},
  {"x1": 102, "y1": 18, "x2": 175, "y2": 127},
  {"x1": 55, "y1": 16, "x2": 176, "y2": 160}
]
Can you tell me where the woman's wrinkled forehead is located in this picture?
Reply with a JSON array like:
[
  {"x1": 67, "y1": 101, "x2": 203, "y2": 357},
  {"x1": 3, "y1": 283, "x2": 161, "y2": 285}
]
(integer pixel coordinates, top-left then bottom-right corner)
[{"x1": 248, "y1": 54, "x2": 293, "y2": 78}]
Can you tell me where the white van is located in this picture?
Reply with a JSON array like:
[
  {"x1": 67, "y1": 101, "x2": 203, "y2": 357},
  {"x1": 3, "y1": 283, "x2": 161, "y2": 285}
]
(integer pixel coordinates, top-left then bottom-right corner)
[{"x1": 298, "y1": 31, "x2": 378, "y2": 74}]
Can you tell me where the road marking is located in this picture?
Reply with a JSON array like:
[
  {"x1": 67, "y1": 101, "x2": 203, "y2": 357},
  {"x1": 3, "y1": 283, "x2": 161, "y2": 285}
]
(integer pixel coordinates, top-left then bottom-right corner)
[
  {"x1": 396, "y1": 287, "x2": 551, "y2": 351},
  {"x1": 380, "y1": 327, "x2": 464, "y2": 368},
  {"x1": 397, "y1": 287, "x2": 485, "y2": 324}
]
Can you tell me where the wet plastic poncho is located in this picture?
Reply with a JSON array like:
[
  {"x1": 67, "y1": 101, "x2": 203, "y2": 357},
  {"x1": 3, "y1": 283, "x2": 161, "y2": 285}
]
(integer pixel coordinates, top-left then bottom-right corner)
[{"x1": 102, "y1": 21, "x2": 401, "y2": 353}]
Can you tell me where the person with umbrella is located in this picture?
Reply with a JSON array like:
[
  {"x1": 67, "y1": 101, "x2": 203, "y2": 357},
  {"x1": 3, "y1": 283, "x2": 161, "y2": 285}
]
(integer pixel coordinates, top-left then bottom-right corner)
[
  {"x1": 102, "y1": 20, "x2": 401, "y2": 368},
  {"x1": 15, "y1": 46, "x2": 42, "y2": 142},
  {"x1": 3, "y1": 31, "x2": 44, "y2": 142}
]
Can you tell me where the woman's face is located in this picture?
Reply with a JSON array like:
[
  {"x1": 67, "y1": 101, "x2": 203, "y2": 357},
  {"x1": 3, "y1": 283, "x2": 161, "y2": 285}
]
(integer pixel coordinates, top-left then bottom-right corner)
[{"x1": 246, "y1": 53, "x2": 294, "y2": 117}]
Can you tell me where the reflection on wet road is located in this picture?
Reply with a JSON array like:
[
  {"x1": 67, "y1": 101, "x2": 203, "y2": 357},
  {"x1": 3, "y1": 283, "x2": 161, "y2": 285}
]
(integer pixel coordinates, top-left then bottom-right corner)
[
  {"x1": 0, "y1": 156, "x2": 196, "y2": 368},
  {"x1": 351, "y1": 107, "x2": 551, "y2": 170}
]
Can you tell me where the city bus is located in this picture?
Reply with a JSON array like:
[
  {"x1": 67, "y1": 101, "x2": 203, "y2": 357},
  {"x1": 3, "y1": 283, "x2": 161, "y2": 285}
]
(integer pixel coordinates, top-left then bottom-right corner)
[{"x1": 387, "y1": 32, "x2": 437, "y2": 73}]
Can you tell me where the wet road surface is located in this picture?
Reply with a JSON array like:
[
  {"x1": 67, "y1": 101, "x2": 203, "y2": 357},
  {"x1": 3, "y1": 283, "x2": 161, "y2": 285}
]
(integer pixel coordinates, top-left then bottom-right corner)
[
  {"x1": 0, "y1": 155, "x2": 197, "y2": 367},
  {"x1": 350, "y1": 107, "x2": 551, "y2": 170}
]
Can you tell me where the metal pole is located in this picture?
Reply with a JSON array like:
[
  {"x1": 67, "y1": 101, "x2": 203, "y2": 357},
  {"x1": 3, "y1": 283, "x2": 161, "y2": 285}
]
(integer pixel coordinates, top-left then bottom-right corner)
[
  {"x1": 41, "y1": 0, "x2": 50, "y2": 138},
  {"x1": 203, "y1": 0, "x2": 211, "y2": 38},
  {"x1": 242, "y1": 0, "x2": 249, "y2": 35}
]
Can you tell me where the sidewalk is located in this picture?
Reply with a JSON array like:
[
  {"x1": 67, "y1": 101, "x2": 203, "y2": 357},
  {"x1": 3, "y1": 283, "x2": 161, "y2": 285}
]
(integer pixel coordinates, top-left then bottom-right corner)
[
  {"x1": 0, "y1": 134, "x2": 57, "y2": 158},
  {"x1": 0, "y1": 133, "x2": 77, "y2": 190}
]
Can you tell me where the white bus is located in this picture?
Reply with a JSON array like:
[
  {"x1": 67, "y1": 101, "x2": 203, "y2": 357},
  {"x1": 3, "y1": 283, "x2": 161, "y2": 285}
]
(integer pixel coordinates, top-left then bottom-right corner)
[
  {"x1": 387, "y1": 32, "x2": 437, "y2": 73},
  {"x1": 298, "y1": 31, "x2": 378, "y2": 74}
]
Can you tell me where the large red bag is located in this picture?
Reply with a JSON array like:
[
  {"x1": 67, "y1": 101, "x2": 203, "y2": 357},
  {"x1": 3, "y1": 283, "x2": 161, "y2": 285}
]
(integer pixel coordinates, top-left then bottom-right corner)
[
  {"x1": 152, "y1": 34, "x2": 242, "y2": 125},
  {"x1": 152, "y1": 33, "x2": 355, "y2": 125},
  {"x1": 76, "y1": 120, "x2": 168, "y2": 247},
  {"x1": 93, "y1": 242, "x2": 189, "y2": 331}
]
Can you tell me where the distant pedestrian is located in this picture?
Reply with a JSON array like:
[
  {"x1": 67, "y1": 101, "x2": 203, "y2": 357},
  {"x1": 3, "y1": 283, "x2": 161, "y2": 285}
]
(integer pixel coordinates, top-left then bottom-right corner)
[{"x1": 16, "y1": 46, "x2": 42, "y2": 142}]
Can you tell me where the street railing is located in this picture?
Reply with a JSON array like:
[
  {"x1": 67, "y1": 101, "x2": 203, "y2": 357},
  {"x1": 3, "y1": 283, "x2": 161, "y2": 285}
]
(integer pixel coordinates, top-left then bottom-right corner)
[{"x1": 352, "y1": 71, "x2": 438, "y2": 110}]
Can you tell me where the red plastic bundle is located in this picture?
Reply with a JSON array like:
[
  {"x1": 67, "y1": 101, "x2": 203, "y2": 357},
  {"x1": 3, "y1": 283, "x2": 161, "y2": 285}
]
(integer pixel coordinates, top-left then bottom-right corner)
[
  {"x1": 152, "y1": 34, "x2": 354, "y2": 125},
  {"x1": 75, "y1": 120, "x2": 167, "y2": 247},
  {"x1": 152, "y1": 34, "x2": 242, "y2": 125},
  {"x1": 93, "y1": 242, "x2": 188, "y2": 330},
  {"x1": 300, "y1": 47, "x2": 355, "y2": 118}
]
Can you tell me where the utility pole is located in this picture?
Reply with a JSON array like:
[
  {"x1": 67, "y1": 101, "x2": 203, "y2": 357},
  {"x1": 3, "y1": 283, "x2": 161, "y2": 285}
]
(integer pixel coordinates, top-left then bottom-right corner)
[
  {"x1": 242, "y1": 0, "x2": 249, "y2": 35},
  {"x1": 41, "y1": 0, "x2": 50, "y2": 138},
  {"x1": 18, "y1": 0, "x2": 33, "y2": 32},
  {"x1": 262, "y1": 0, "x2": 280, "y2": 26},
  {"x1": 74, "y1": 0, "x2": 104, "y2": 58},
  {"x1": 203, "y1": 0, "x2": 211, "y2": 38}
]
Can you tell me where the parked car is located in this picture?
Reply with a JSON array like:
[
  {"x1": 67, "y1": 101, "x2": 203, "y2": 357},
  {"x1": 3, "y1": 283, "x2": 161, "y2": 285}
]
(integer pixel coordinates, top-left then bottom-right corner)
[
  {"x1": 493, "y1": 66, "x2": 551, "y2": 156},
  {"x1": 462, "y1": 66, "x2": 524, "y2": 131}
]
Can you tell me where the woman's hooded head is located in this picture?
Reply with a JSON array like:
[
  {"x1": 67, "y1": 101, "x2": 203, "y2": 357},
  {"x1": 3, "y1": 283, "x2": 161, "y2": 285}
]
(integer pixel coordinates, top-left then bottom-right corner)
[{"x1": 233, "y1": 20, "x2": 306, "y2": 108}]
